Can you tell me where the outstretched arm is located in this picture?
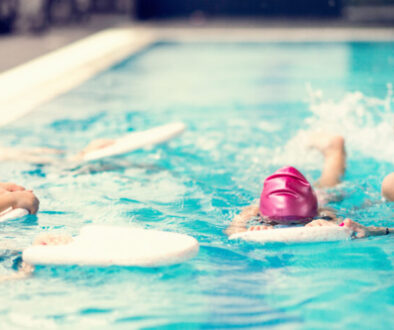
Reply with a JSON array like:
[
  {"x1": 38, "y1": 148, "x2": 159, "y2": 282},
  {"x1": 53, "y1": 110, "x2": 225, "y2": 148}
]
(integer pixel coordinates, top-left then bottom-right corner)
[
  {"x1": 225, "y1": 204, "x2": 260, "y2": 236},
  {"x1": 0, "y1": 147, "x2": 63, "y2": 164},
  {"x1": 341, "y1": 218, "x2": 392, "y2": 238},
  {"x1": 306, "y1": 217, "x2": 392, "y2": 239}
]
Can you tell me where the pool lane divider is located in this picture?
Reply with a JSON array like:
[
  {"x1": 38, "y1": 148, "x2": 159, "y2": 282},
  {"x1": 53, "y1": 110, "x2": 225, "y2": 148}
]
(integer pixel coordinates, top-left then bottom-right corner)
[{"x1": 0, "y1": 28, "x2": 155, "y2": 127}]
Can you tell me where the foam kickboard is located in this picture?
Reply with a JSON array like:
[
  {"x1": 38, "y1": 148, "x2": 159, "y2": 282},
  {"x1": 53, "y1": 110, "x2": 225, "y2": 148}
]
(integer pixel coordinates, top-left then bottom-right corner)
[
  {"x1": 230, "y1": 226, "x2": 352, "y2": 243},
  {"x1": 23, "y1": 225, "x2": 199, "y2": 267},
  {"x1": 0, "y1": 208, "x2": 29, "y2": 222},
  {"x1": 82, "y1": 122, "x2": 186, "y2": 162}
]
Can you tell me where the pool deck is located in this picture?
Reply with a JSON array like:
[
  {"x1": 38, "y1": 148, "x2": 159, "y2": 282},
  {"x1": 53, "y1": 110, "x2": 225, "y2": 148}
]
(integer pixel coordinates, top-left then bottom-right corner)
[{"x1": 0, "y1": 18, "x2": 393, "y2": 127}]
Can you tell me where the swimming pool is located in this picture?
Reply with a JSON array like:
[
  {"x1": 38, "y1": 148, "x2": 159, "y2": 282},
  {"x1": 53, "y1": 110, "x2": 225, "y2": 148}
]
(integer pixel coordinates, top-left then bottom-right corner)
[{"x1": 0, "y1": 41, "x2": 393, "y2": 329}]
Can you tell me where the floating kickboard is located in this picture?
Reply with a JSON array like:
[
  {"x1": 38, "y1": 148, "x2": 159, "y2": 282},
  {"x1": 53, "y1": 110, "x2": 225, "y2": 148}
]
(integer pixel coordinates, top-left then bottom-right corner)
[
  {"x1": 0, "y1": 208, "x2": 29, "y2": 222},
  {"x1": 230, "y1": 226, "x2": 352, "y2": 243},
  {"x1": 82, "y1": 122, "x2": 186, "y2": 162},
  {"x1": 23, "y1": 225, "x2": 199, "y2": 267}
]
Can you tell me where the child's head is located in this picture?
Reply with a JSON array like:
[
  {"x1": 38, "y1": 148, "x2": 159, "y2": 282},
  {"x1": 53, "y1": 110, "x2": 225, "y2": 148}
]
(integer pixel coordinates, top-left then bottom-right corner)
[
  {"x1": 260, "y1": 166, "x2": 318, "y2": 224},
  {"x1": 381, "y1": 172, "x2": 394, "y2": 201}
]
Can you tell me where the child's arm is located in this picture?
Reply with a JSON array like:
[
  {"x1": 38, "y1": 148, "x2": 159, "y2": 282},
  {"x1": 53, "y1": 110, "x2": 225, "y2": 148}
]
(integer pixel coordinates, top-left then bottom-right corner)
[
  {"x1": 225, "y1": 205, "x2": 260, "y2": 236},
  {"x1": 306, "y1": 217, "x2": 392, "y2": 238},
  {"x1": 341, "y1": 218, "x2": 392, "y2": 238}
]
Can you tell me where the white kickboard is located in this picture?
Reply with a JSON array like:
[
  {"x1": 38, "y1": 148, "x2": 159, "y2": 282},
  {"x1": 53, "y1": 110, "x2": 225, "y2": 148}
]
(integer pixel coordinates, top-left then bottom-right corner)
[
  {"x1": 23, "y1": 225, "x2": 199, "y2": 267},
  {"x1": 230, "y1": 226, "x2": 352, "y2": 243},
  {"x1": 82, "y1": 122, "x2": 186, "y2": 162},
  {"x1": 0, "y1": 208, "x2": 29, "y2": 222}
]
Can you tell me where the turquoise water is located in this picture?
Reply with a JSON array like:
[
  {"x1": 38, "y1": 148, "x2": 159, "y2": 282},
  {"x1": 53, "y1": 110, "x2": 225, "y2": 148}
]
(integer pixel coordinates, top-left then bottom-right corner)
[{"x1": 0, "y1": 42, "x2": 393, "y2": 329}]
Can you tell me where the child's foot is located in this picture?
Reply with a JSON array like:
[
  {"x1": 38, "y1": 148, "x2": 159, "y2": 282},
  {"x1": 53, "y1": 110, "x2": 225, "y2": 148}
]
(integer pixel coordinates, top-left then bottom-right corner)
[{"x1": 307, "y1": 132, "x2": 345, "y2": 156}]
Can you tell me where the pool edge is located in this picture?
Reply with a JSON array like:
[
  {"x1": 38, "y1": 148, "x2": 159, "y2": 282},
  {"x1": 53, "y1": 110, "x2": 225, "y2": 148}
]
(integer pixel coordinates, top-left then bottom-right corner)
[{"x1": 0, "y1": 25, "x2": 393, "y2": 127}]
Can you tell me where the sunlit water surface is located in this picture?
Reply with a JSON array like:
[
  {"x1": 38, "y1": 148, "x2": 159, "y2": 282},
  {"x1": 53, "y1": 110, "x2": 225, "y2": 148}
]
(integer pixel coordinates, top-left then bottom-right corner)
[{"x1": 0, "y1": 42, "x2": 393, "y2": 329}]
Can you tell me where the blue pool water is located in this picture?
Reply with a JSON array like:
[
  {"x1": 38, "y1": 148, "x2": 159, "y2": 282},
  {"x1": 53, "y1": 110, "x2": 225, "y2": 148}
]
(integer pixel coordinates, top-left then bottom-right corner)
[{"x1": 0, "y1": 42, "x2": 393, "y2": 329}]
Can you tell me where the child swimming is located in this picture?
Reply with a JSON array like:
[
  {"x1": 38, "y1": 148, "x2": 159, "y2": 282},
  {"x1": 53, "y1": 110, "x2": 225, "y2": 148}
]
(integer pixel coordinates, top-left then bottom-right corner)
[
  {"x1": 226, "y1": 135, "x2": 393, "y2": 238},
  {"x1": 0, "y1": 122, "x2": 185, "y2": 166}
]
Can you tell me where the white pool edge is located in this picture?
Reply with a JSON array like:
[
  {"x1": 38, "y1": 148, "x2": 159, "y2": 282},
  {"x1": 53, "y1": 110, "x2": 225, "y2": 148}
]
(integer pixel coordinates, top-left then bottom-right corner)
[
  {"x1": 0, "y1": 25, "x2": 393, "y2": 127},
  {"x1": 0, "y1": 27, "x2": 155, "y2": 127}
]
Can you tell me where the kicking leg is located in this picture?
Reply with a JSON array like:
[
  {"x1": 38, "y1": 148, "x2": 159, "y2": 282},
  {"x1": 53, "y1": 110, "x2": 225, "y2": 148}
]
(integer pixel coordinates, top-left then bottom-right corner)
[{"x1": 309, "y1": 133, "x2": 346, "y2": 187}]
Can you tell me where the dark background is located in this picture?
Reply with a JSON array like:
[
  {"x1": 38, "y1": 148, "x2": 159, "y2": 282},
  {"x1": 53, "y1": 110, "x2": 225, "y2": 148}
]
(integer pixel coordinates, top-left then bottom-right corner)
[
  {"x1": 0, "y1": 0, "x2": 393, "y2": 34},
  {"x1": 134, "y1": 0, "x2": 343, "y2": 20}
]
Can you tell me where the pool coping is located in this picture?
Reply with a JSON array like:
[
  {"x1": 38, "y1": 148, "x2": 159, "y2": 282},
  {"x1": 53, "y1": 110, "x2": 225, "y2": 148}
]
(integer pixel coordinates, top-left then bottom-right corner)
[{"x1": 0, "y1": 25, "x2": 393, "y2": 127}]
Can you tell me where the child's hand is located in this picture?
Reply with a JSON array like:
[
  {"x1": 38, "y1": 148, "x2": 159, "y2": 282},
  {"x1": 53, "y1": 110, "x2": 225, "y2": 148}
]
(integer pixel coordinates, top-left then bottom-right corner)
[
  {"x1": 72, "y1": 139, "x2": 115, "y2": 161},
  {"x1": 33, "y1": 233, "x2": 73, "y2": 246},
  {"x1": 81, "y1": 139, "x2": 115, "y2": 155},
  {"x1": 0, "y1": 182, "x2": 26, "y2": 192},
  {"x1": 305, "y1": 219, "x2": 337, "y2": 227},
  {"x1": 340, "y1": 218, "x2": 370, "y2": 238},
  {"x1": 11, "y1": 191, "x2": 39, "y2": 214},
  {"x1": 248, "y1": 225, "x2": 274, "y2": 231}
]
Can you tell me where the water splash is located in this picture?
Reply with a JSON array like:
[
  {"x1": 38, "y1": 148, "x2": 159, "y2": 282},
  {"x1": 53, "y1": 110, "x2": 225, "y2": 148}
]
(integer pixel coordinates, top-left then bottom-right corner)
[{"x1": 271, "y1": 85, "x2": 394, "y2": 169}]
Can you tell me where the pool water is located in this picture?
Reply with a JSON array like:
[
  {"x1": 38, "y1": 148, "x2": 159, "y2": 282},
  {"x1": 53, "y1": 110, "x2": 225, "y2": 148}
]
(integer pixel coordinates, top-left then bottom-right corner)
[{"x1": 0, "y1": 42, "x2": 393, "y2": 329}]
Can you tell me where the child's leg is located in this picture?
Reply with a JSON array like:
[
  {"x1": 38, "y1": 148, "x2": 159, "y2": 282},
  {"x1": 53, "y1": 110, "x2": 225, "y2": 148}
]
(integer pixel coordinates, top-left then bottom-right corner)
[
  {"x1": 381, "y1": 172, "x2": 394, "y2": 201},
  {"x1": 309, "y1": 134, "x2": 346, "y2": 187}
]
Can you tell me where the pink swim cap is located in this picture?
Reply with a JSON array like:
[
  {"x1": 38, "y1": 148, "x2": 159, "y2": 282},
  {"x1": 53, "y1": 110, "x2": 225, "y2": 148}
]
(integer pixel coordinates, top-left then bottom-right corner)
[{"x1": 259, "y1": 166, "x2": 318, "y2": 224}]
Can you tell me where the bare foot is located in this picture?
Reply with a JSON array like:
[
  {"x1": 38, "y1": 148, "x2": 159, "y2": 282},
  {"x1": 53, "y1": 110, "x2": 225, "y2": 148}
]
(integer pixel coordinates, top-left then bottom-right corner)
[
  {"x1": 33, "y1": 233, "x2": 73, "y2": 246},
  {"x1": 308, "y1": 132, "x2": 345, "y2": 156},
  {"x1": 308, "y1": 132, "x2": 346, "y2": 188}
]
